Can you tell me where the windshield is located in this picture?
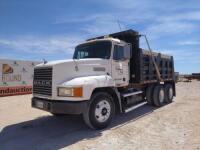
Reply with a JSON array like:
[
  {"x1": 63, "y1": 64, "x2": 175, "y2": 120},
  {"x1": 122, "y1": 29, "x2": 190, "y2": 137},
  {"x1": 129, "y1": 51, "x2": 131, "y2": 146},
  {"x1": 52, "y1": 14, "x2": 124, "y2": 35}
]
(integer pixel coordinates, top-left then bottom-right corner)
[{"x1": 73, "y1": 41, "x2": 112, "y2": 59}]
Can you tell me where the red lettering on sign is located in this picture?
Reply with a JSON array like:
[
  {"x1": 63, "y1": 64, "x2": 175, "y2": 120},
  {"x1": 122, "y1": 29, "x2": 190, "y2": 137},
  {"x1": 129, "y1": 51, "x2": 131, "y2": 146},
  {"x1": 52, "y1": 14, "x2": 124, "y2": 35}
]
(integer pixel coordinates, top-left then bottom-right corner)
[{"x1": 0, "y1": 86, "x2": 32, "y2": 97}]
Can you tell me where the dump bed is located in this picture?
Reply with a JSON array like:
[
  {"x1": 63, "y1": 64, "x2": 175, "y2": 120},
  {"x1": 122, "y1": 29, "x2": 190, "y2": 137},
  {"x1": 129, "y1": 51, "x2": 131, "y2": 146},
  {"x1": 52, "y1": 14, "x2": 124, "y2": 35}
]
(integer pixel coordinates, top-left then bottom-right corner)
[
  {"x1": 88, "y1": 29, "x2": 175, "y2": 84},
  {"x1": 139, "y1": 49, "x2": 174, "y2": 84}
]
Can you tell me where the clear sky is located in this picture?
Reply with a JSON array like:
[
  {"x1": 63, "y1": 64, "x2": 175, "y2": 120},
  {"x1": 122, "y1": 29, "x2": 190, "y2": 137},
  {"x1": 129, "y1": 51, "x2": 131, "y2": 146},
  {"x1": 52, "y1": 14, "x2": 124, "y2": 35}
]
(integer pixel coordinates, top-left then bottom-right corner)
[{"x1": 0, "y1": 0, "x2": 200, "y2": 74}]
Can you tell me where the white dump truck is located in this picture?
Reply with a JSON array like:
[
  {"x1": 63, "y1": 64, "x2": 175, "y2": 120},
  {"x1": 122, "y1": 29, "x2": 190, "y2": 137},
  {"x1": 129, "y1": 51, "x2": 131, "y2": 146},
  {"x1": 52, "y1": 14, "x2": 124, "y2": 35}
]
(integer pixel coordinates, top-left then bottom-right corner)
[{"x1": 32, "y1": 30, "x2": 176, "y2": 129}]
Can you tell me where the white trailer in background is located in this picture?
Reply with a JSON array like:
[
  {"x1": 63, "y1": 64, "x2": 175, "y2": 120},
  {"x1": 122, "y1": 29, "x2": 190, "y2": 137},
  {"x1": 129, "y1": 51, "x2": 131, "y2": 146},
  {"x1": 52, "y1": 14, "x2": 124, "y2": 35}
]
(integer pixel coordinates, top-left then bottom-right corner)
[{"x1": 0, "y1": 59, "x2": 41, "y2": 96}]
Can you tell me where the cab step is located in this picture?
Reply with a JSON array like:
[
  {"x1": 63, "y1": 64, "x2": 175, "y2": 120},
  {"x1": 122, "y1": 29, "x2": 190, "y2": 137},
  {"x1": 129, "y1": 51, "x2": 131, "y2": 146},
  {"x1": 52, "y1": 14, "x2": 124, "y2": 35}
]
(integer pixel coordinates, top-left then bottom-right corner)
[
  {"x1": 122, "y1": 90, "x2": 143, "y2": 98},
  {"x1": 124, "y1": 101, "x2": 147, "y2": 113}
]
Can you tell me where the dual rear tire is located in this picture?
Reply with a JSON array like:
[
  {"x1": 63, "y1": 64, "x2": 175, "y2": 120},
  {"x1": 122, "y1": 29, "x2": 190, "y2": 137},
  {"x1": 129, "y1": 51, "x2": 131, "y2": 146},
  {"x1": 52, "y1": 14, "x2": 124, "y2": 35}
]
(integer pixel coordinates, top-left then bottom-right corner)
[
  {"x1": 146, "y1": 83, "x2": 174, "y2": 107},
  {"x1": 164, "y1": 84, "x2": 173, "y2": 103},
  {"x1": 153, "y1": 85, "x2": 165, "y2": 107}
]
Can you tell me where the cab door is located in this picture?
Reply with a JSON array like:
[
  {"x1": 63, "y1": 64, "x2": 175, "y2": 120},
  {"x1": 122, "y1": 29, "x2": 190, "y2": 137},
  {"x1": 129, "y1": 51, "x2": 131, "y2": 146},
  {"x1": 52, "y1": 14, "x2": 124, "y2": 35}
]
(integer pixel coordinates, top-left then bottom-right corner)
[{"x1": 111, "y1": 44, "x2": 130, "y2": 87}]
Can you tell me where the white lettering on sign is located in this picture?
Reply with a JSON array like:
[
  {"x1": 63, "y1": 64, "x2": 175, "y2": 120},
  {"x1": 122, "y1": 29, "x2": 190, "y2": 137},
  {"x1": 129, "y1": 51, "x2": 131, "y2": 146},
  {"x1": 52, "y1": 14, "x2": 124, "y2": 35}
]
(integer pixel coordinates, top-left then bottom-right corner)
[{"x1": 2, "y1": 74, "x2": 22, "y2": 82}]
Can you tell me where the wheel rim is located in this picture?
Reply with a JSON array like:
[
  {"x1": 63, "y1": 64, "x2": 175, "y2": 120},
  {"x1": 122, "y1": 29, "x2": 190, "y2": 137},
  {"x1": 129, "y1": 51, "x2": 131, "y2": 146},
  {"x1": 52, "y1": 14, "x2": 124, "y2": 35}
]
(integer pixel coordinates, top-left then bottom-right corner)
[
  {"x1": 95, "y1": 100, "x2": 111, "y2": 123},
  {"x1": 169, "y1": 87, "x2": 173, "y2": 99},
  {"x1": 159, "y1": 89, "x2": 165, "y2": 103}
]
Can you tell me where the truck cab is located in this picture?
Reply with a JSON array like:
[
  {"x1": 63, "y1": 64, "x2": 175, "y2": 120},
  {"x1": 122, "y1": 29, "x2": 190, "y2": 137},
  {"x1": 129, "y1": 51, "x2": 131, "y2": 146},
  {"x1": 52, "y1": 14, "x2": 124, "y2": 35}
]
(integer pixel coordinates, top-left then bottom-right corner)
[
  {"x1": 32, "y1": 30, "x2": 176, "y2": 129},
  {"x1": 73, "y1": 38, "x2": 131, "y2": 86}
]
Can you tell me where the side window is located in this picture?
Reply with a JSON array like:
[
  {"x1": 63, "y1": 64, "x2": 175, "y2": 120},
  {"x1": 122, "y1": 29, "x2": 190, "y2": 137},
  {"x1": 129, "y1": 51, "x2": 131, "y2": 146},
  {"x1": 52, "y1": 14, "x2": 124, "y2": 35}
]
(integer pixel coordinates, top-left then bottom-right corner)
[{"x1": 113, "y1": 45, "x2": 124, "y2": 60}]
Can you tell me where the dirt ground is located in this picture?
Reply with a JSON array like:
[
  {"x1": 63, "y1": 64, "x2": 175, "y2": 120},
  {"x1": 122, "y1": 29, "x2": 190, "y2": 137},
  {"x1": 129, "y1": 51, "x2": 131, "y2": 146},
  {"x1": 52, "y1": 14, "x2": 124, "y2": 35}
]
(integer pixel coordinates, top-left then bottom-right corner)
[{"x1": 0, "y1": 81, "x2": 200, "y2": 150}]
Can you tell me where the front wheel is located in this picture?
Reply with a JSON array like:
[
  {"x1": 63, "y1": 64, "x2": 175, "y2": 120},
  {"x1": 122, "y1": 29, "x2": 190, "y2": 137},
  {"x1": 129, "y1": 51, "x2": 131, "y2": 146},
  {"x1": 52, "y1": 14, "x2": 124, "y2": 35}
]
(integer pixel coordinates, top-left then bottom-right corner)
[{"x1": 83, "y1": 92, "x2": 115, "y2": 130}]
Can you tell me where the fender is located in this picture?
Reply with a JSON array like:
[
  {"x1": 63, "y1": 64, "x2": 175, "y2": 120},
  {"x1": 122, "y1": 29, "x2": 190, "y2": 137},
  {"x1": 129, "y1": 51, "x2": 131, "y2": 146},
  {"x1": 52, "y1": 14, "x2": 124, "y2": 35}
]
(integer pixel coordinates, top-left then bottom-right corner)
[{"x1": 55, "y1": 75, "x2": 116, "y2": 101}]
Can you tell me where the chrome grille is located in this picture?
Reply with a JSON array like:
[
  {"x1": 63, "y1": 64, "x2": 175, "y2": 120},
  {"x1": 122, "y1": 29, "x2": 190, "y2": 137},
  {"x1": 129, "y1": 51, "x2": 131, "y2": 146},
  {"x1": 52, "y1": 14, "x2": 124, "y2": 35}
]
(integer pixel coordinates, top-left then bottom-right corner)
[{"x1": 33, "y1": 67, "x2": 52, "y2": 96}]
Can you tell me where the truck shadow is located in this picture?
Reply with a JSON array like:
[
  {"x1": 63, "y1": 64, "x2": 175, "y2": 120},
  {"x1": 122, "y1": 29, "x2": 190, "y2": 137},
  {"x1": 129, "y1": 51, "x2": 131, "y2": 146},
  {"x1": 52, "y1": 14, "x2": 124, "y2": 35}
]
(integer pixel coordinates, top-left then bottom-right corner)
[{"x1": 0, "y1": 104, "x2": 162, "y2": 150}]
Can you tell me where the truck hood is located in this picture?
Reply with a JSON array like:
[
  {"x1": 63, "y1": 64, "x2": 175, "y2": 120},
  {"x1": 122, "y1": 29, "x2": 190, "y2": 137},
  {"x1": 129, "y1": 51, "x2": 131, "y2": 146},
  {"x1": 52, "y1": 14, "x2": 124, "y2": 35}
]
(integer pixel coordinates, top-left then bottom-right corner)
[
  {"x1": 36, "y1": 59, "x2": 77, "y2": 67},
  {"x1": 35, "y1": 58, "x2": 111, "y2": 86},
  {"x1": 37, "y1": 58, "x2": 108, "y2": 67}
]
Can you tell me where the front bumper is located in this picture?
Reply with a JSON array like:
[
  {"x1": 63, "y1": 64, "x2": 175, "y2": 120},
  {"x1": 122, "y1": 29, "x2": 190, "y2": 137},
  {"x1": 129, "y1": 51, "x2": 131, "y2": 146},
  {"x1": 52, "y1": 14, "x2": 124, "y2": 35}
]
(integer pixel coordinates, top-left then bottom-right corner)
[{"x1": 32, "y1": 97, "x2": 89, "y2": 114}]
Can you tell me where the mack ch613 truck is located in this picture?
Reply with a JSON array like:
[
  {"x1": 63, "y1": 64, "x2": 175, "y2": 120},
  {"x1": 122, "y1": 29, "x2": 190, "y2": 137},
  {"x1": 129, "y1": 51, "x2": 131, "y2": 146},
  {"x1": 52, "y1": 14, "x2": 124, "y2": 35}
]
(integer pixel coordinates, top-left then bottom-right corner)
[{"x1": 32, "y1": 29, "x2": 176, "y2": 129}]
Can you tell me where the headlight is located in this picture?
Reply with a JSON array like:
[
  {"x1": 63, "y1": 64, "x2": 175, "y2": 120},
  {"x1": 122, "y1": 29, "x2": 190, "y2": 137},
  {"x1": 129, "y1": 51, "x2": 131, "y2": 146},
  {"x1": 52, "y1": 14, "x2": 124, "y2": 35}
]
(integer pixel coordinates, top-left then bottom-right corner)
[{"x1": 58, "y1": 87, "x2": 83, "y2": 97}]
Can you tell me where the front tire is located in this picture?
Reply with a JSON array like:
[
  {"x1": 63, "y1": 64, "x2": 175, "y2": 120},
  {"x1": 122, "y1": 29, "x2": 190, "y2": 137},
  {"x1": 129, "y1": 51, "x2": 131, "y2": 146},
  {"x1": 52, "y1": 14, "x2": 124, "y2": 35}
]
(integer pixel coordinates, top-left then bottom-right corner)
[{"x1": 83, "y1": 92, "x2": 115, "y2": 130}]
